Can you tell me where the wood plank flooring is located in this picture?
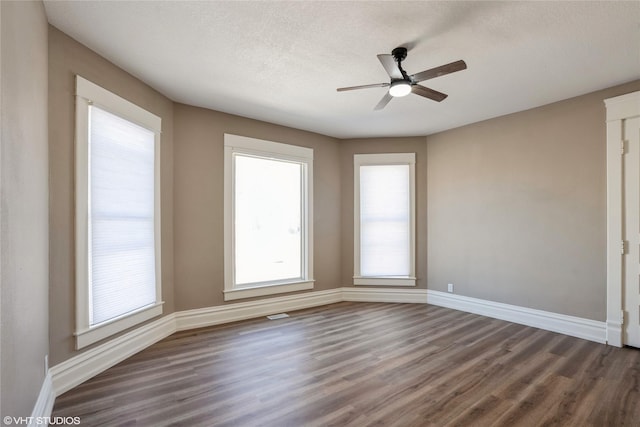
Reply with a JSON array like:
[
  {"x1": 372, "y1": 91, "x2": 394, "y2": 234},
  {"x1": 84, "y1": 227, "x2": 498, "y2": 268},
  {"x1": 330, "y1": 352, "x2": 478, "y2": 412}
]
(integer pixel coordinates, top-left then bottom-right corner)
[{"x1": 52, "y1": 302, "x2": 640, "y2": 426}]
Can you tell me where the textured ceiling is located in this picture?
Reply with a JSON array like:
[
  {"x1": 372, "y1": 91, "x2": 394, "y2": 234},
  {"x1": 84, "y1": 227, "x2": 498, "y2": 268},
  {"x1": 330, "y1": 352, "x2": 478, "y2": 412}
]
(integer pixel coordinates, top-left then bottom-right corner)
[{"x1": 43, "y1": 1, "x2": 640, "y2": 139}]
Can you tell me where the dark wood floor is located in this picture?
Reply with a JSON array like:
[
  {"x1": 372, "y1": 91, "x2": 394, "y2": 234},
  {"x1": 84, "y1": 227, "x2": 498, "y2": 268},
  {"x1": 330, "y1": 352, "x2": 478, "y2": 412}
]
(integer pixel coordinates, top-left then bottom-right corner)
[{"x1": 53, "y1": 302, "x2": 640, "y2": 426}]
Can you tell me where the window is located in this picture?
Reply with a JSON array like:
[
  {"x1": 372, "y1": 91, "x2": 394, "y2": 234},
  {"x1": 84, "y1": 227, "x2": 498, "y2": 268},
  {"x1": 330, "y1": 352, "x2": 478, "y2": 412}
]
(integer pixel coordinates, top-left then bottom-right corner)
[
  {"x1": 224, "y1": 134, "x2": 313, "y2": 300},
  {"x1": 75, "y1": 76, "x2": 162, "y2": 349},
  {"x1": 354, "y1": 153, "x2": 416, "y2": 286}
]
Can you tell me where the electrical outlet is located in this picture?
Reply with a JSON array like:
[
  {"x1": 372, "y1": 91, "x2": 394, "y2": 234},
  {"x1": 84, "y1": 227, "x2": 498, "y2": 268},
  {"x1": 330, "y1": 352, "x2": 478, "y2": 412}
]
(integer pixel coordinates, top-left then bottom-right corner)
[{"x1": 447, "y1": 283, "x2": 454, "y2": 293}]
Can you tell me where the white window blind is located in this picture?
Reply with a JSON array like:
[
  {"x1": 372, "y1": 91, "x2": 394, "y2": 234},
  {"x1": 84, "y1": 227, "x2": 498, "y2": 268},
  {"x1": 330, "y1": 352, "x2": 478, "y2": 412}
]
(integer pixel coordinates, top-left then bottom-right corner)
[
  {"x1": 354, "y1": 153, "x2": 415, "y2": 286},
  {"x1": 234, "y1": 154, "x2": 303, "y2": 285},
  {"x1": 89, "y1": 106, "x2": 157, "y2": 325},
  {"x1": 359, "y1": 164, "x2": 411, "y2": 276}
]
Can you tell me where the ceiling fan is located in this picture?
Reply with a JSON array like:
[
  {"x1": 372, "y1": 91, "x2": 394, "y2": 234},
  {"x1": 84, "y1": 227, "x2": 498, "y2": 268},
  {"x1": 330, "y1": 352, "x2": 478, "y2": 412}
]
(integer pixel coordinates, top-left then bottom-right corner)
[{"x1": 336, "y1": 47, "x2": 467, "y2": 110}]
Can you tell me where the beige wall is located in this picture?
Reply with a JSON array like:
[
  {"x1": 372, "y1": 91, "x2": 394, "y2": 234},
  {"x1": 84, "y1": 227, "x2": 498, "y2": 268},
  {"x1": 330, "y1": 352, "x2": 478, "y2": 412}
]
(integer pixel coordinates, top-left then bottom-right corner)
[
  {"x1": 427, "y1": 80, "x2": 640, "y2": 321},
  {"x1": 173, "y1": 104, "x2": 342, "y2": 310},
  {"x1": 48, "y1": 27, "x2": 175, "y2": 365},
  {"x1": 339, "y1": 137, "x2": 428, "y2": 288},
  {"x1": 0, "y1": 1, "x2": 49, "y2": 418}
]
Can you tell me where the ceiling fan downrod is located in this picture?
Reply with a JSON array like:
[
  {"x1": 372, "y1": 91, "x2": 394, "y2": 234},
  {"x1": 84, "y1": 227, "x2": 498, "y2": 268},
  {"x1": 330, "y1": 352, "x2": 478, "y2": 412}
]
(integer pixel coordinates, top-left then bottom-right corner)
[{"x1": 392, "y1": 47, "x2": 409, "y2": 80}]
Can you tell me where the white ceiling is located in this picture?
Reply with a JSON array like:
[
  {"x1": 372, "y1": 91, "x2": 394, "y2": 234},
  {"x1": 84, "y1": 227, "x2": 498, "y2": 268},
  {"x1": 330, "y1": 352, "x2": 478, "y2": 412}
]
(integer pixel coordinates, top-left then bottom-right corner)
[{"x1": 43, "y1": 1, "x2": 640, "y2": 139}]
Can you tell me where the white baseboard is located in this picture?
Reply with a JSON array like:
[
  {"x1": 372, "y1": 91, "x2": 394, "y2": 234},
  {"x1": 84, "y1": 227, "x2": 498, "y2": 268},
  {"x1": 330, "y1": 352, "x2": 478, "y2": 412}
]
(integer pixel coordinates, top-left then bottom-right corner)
[
  {"x1": 175, "y1": 288, "x2": 342, "y2": 331},
  {"x1": 28, "y1": 372, "x2": 55, "y2": 426},
  {"x1": 339, "y1": 286, "x2": 606, "y2": 343},
  {"x1": 45, "y1": 285, "x2": 607, "y2": 415},
  {"x1": 342, "y1": 286, "x2": 428, "y2": 303},
  {"x1": 425, "y1": 290, "x2": 607, "y2": 344},
  {"x1": 49, "y1": 313, "x2": 176, "y2": 396}
]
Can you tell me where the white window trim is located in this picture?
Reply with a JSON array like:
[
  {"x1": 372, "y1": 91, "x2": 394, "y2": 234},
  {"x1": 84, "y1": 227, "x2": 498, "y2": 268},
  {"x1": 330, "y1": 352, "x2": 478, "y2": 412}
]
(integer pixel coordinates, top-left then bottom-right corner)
[
  {"x1": 75, "y1": 76, "x2": 163, "y2": 349},
  {"x1": 354, "y1": 153, "x2": 416, "y2": 286},
  {"x1": 223, "y1": 134, "x2": 314, "y2": 301}
]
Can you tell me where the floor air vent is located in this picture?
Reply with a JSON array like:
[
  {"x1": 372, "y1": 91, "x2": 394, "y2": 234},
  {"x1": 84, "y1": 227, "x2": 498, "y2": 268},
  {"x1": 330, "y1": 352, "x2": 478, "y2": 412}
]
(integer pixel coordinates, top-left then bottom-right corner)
[{"x1": 267, "y1": 313, "x2": 289, "y2": 320}]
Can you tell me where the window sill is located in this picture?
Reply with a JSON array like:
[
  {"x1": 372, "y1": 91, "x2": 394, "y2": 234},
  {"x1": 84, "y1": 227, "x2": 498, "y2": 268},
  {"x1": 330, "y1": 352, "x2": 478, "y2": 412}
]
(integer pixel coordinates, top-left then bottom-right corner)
[
  {"x1": 353, "y1": 277, "x2": 416, "y2": 287},
  {"x1": 224, "y1": 280, "x2": 314, "y2": 301},
  {"x1": 75, "y1": 302, "x2": 164, "y2": 349}
]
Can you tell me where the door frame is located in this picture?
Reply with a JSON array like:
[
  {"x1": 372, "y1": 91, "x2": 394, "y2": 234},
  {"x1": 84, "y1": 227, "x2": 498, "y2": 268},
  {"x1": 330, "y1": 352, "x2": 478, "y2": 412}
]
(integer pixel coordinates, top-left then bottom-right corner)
[{"x1": 606, "y1": 91, "x2": 640, "y2": 347}]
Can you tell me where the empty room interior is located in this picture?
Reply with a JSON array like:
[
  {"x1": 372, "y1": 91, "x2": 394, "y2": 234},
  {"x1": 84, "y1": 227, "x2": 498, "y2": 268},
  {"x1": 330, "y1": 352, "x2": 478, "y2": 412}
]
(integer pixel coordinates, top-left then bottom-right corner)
[{"x1": 2, "y1": 0, "x2": 640, "y2": 426}]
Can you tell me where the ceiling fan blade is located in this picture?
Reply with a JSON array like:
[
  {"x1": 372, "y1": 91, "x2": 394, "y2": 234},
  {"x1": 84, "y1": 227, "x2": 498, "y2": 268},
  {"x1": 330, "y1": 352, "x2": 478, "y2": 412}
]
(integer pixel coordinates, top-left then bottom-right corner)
[
  {"x1": 374, "y1": 92, "x2": 393, "y2": 111},
  {"x1": 410, "y1": 60, "x2": 467, "y2": 83},
  {"x1": 412, "y1": 84, "x2": 448, "y2": 102},
  {"x1": 336, "y1": 82, "x2": 389, "y2": 92},
  {"x1": 377, "y1": 54, "x2": 403, "y2": 80}
]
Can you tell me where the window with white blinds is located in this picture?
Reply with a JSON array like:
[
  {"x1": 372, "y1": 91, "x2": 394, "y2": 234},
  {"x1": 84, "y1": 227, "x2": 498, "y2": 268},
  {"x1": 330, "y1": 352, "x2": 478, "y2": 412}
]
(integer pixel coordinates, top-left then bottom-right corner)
[
  {"x1": 75, "y1": 76, "x2": 162, "y2": 349},
  {"x1": 89, "y1": 106, "x2": 157, "y2": 324},
  {"x1": 224, "y1": 134, "x2": 314, "y2": 301},
  {"x1": 354, "y1": 153, "x2": 416, "y2": 286}
]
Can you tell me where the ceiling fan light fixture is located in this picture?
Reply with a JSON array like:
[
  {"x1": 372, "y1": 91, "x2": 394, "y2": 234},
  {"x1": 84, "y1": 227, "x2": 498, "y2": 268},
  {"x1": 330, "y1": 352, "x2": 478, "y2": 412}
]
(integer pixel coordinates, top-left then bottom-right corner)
[{"x1": 389, "y1": 81, "x2": 411, "y2": 97}]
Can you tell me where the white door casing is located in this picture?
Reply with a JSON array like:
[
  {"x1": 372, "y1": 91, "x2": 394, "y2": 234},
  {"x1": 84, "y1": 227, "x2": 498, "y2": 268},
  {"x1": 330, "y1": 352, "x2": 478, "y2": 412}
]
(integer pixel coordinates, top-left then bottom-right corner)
[
  {"x1": 622, "y1": 116, "x2": 640, "y2": 347},
  {"x1": 606, "y1": 91, "x2": 640, "y2": 347}
]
